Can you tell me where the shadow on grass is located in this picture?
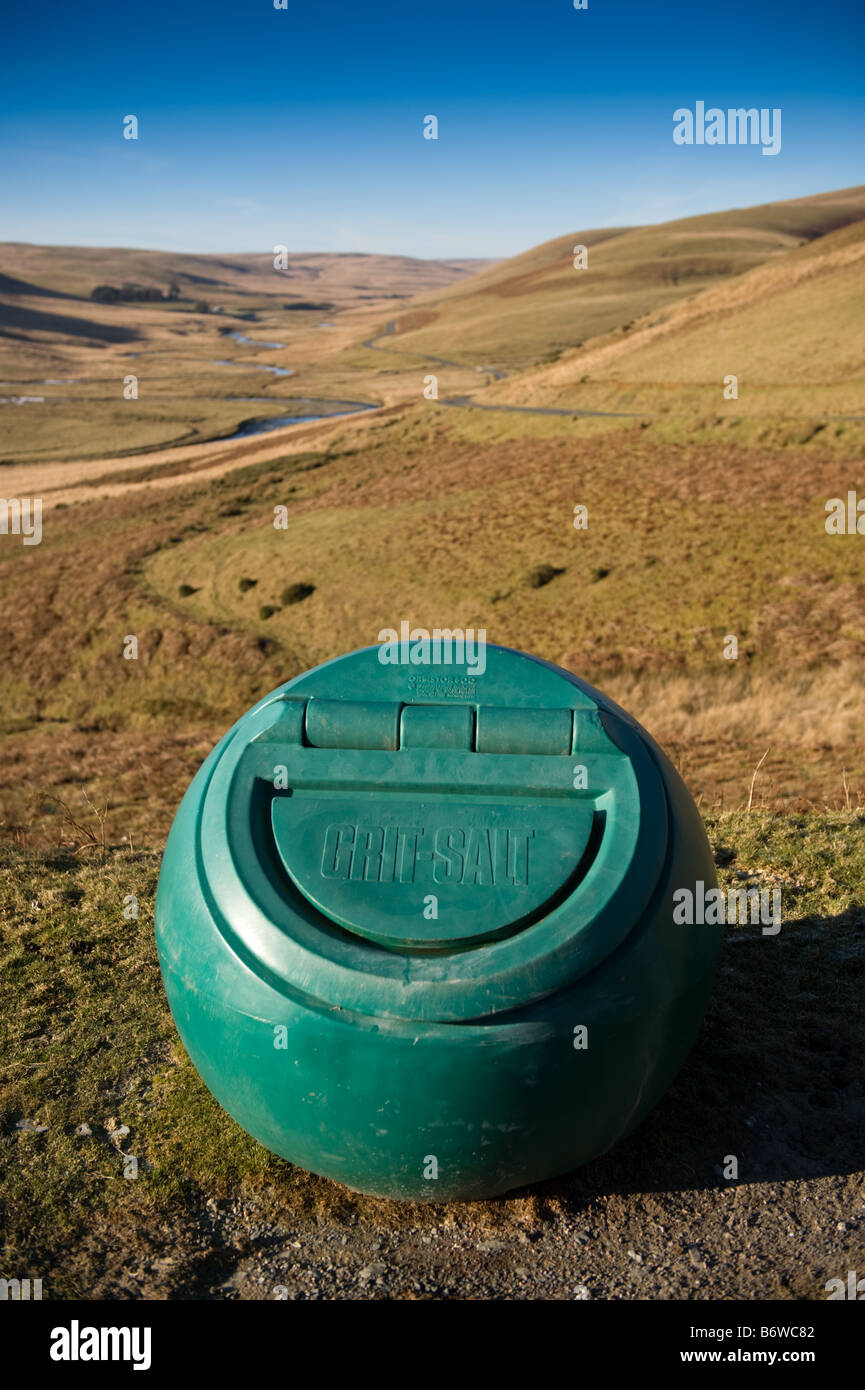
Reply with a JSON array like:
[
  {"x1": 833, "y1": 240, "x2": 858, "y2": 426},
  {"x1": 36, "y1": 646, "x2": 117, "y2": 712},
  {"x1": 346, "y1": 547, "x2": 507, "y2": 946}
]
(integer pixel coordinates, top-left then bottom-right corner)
[
  {"x1": 533, "y1": 907, "x2": 865, "y2": 1209},
  {"x1": 0, "y1": 302, "x2": 139, "y2": 343}
]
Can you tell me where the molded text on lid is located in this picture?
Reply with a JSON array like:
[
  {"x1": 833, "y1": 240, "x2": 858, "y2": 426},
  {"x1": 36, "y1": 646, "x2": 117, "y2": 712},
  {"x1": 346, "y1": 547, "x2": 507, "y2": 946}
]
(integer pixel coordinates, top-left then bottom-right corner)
[{"x1": 320, "y1": 822, "x2": 534, "y2": 886}]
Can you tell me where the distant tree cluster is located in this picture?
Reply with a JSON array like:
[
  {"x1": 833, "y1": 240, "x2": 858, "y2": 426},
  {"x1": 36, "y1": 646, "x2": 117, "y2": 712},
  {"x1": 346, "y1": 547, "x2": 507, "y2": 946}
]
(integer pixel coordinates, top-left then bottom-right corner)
[{"x1": 91, "y1": 281, "x2": 183, "y2": 304}]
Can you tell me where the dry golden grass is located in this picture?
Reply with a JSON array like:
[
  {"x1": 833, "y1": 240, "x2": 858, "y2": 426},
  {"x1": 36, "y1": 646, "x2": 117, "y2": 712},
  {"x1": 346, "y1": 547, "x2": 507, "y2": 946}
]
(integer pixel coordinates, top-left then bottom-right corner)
[
  {"x1": 500, "y1": 216, "x2": 865, "y2": 406},
  {"x1": 614, "y1": 662, "x2": 865, "y2": 750}
]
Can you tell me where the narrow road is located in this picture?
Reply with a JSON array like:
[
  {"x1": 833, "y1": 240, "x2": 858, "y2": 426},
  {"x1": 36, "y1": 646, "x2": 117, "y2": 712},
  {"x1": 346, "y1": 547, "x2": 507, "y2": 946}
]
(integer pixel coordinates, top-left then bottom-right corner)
[{"x1": 439, "y1": 397, "x2": 644, "y2": 419}]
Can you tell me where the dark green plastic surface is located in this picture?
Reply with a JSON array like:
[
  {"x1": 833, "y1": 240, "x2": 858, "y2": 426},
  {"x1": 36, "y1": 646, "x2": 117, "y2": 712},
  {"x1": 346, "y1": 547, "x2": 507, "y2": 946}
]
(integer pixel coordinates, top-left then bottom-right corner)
[{"x1": 155, "y1": 644, "x2": 721, "y2": 1200}]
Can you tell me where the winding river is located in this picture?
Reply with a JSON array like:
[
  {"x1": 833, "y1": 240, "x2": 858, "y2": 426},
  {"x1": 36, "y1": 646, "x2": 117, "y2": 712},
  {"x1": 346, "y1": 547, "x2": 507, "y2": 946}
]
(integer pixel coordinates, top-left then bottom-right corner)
[{"x1": 222, "y1": 397, "x2": 377, "y2": 440}]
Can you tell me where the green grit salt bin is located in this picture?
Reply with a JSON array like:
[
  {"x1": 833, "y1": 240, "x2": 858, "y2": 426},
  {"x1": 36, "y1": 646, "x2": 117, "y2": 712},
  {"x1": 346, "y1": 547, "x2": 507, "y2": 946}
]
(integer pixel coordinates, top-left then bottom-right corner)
[{"x1": 155, "y1": 643, "x2": 721, "y2": 1201}]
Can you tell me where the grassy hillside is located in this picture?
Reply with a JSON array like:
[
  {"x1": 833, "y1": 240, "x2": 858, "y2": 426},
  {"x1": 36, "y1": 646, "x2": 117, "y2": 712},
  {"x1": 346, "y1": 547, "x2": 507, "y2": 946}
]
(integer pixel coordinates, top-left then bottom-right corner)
[
  {"x1": 492, "y1": 215, "x2": 865, "y2": 421},
  {"x1": 367, "y1": 185, "x2": 865, "y2": 370},
  {"x1": 2, "y1": 410, "x2": 864, "y2": 840}
]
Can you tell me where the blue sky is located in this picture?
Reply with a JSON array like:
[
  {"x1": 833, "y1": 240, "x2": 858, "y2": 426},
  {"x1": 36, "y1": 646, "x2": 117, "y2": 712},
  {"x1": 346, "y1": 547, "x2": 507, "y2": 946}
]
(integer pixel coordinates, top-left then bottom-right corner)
[{"x1": 1, "y1": 0, "x2": 862, "y2": 259}]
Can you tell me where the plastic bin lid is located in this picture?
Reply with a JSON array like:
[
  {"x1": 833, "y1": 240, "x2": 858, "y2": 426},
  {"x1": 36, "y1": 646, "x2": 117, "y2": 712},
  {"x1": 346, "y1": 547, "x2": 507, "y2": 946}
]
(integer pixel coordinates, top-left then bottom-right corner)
[{"x1": 194, "y1": 644, "x2": 669, "y2": 1021}]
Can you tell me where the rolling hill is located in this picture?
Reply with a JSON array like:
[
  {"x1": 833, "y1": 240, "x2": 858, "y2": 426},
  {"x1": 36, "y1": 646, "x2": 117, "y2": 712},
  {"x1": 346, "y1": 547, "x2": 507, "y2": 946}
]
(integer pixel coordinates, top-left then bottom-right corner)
[
  {"x1": 0, "y1": 244, "x2": 495, "y2": 314},
  {"x1": 485, "y1": 210, "x2": 865, "y2": 422},
  {"x1": 367, "y1": 185, "x2": 865, "y2": 371}
]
